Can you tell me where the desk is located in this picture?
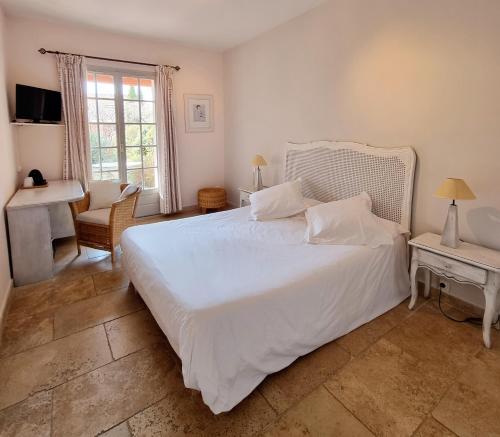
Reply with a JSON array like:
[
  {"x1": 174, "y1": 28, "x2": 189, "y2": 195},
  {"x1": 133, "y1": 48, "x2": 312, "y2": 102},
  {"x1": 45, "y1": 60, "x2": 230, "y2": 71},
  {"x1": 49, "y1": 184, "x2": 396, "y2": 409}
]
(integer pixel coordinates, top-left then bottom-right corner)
[{"x1": 7, "y1": 180, "x2": 84, "y2": 286}]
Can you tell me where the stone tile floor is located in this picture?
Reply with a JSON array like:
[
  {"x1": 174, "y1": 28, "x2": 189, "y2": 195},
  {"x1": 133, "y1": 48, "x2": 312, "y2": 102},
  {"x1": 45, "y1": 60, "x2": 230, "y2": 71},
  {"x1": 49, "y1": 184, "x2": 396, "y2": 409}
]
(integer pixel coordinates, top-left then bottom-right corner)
[{"x1": 0, "y1": 219, "x2": 499, "y2": 436}]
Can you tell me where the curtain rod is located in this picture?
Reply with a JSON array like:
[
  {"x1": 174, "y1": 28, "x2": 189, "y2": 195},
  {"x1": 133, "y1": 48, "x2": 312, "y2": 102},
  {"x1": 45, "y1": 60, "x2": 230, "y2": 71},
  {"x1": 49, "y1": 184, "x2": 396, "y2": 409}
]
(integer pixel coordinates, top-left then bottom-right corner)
[{"x1": 38, "y1": 48, "x2": 181, "y2": 71}]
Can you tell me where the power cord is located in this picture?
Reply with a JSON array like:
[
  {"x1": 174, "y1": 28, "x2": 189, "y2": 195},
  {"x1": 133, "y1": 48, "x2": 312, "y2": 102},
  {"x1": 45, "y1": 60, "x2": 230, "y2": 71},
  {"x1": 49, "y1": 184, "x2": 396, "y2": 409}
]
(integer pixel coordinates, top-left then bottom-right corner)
[{"x1": 438, "y1": 281, "x2": 500, "y2": 326}]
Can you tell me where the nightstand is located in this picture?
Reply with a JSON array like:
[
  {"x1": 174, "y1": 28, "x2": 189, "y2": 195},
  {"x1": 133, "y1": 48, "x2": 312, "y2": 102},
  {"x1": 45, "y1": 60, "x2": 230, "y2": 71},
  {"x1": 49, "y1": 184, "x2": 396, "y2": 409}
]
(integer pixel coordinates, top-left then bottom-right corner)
[
  {"x1": 408, "y1": 232, "x2": 500, "y2": 348},
  {"x1": 238, "y1": 187, "x2": 268, "y2": 207}
]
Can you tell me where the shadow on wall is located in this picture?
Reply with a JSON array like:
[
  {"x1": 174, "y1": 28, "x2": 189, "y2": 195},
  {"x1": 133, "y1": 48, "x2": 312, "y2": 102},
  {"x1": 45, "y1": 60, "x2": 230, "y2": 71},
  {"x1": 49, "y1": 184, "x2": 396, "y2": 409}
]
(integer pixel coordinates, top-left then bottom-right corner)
[{"x1": 467, "y1": 207, "x2": 500, "y2": 251}]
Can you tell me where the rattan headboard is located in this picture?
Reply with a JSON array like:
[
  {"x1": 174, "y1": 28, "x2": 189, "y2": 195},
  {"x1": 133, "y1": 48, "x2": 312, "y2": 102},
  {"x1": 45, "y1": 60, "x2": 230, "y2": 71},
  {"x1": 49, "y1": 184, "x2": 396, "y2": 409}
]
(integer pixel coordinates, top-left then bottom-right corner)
[{"x1": 284, "y1": 141, "x2": 416, "y2": 230}]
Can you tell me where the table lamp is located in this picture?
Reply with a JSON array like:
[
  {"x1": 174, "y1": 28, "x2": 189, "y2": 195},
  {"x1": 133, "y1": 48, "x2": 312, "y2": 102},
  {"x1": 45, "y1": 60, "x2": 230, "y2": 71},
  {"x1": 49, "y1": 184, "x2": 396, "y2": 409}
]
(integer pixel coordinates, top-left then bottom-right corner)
[
  {"x1": 251, "y1": 154, "x2": 267, "y2": 191},
  {"x1": 434, "y1": 178, "x2": 476, "y2": 248}
]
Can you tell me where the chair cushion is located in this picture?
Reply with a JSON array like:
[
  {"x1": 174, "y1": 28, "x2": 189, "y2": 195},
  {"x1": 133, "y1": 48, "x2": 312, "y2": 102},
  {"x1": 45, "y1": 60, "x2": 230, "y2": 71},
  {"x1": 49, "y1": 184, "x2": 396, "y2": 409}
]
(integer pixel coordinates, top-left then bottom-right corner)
[
  {"x1": 118, "y1": 183, "x2": 139, "y2": 201},
  {"x1": 77, "y1": 208, "x2": 111, "y2": 225},
  {"x1": 88, "y1": 180, "x2": 122, "y2": 210}
]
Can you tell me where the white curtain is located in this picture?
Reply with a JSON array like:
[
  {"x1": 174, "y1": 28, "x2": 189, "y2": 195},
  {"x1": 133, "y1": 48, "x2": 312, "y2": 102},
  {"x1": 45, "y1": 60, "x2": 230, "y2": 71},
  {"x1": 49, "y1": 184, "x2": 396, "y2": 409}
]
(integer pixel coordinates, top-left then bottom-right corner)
[
  {"x1": 56, "y1": 54, "x2": 90, "y2": 189},
  {"x1": 156, "y1": 65, "x2": 182, "y2": 214}
]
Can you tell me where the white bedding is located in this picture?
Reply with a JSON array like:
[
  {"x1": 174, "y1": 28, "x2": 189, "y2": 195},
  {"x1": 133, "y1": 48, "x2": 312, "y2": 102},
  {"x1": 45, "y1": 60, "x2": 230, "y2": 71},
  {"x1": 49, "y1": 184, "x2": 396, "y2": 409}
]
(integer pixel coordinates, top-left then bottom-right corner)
[{"x1": 121, "y1": 207, "x2": 410, "y2": 413}]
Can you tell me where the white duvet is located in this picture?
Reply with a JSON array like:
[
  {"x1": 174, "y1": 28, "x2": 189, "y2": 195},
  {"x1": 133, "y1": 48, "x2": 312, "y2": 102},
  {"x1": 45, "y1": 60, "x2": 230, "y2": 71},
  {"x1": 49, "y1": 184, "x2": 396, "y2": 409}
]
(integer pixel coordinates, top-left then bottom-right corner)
[{"x1": 121, "y1": 207, "x2": 410, "y2": 413}]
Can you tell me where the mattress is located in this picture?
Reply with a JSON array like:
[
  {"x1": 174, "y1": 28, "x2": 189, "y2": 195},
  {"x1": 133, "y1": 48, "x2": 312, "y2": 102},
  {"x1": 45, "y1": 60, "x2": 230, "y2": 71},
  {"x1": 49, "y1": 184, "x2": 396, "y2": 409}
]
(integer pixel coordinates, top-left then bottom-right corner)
[{"x1": 121, "y1": 206, "x2": 410, "y2": 413}]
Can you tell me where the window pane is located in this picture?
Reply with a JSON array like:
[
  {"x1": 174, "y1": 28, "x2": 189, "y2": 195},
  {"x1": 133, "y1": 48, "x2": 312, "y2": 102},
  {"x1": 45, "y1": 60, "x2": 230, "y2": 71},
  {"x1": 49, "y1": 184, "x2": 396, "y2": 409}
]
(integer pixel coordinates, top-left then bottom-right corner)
[
  {"x1": 126, "y1": 147, "x2": 142, "y2": 169},
  {"x1": 91, "y1": 148, "x2": 100, "y2": 171},
  {"x1": 141, "y1": 125, "x2": 156, "y2": 145},
  {"x1": 89, "y1": 124, "x2": 99, "y2": 148},
  {"x1": 125, "y1": 124, "x2": 141, "y2": 146},
  {"x1": 87, "y1": 99, "x2": 97, "y2": 123},
  {"x1": 127, "y1": 169, "x2": 143, "y2": 185},
  {"x1": 100, "y1": 148, "x2": 118, "y2": 172},
  {"x1": 87, "y1": 73, "x2": 96, "y2": 98},
  {"x1": 99, "y1": 124, "x2": 117, "y2": 147},
  {"x1": 122, "y1": 77, "x2": 139, "y2": 100},
  {"x1": 142, "y1": 146, "x2": 157, "y2": 168},
  {"x1": 140, "y1": 78, "x2": 154, "y2": 100},
  {"x1": 96, "y1": 74, "x2": 114, "y2": 98},
  {"x1": 124, "y1": 101, "x2": 140, "y2": 123},
  {"x1": 101, "y1": 171, "x2": 119, "y2": 180},
  {"x1": 92, "y1": 169, "x2": 102, "y2": 180},
  {"x1": 140, "y1": 102, "x2": 155, "y2": 123},
  {"x1": 143, "y1": 168, "x2": 158, "y2": 189},
  {"x1": 98, "y1": 100, "x2": 116, "y2": 123}
]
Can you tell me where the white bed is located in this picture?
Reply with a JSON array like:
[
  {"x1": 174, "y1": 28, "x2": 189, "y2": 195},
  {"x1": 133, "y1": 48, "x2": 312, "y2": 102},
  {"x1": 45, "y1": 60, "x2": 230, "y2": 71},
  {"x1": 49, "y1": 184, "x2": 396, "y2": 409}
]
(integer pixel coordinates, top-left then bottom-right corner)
[{"x1": 121, "y1": 141, "x2": 416, "y2": 414}]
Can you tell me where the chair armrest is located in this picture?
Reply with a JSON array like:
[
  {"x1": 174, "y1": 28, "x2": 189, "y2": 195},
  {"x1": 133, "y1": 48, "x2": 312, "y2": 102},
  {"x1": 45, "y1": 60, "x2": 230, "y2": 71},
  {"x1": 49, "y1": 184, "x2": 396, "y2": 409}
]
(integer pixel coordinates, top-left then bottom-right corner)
[
  {"x1": 69, "y1": 192, "x2": 90, "y2": 221},
  {"x1": 109, "y1": 189, "x2": 141, "y2": 246}
]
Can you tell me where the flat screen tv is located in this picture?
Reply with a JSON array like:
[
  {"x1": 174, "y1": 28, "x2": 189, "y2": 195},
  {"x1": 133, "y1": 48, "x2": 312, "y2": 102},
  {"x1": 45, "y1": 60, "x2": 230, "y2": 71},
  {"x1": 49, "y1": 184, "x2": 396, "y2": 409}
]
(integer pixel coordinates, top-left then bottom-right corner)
[{"x1": 16, "y1": 84, "x2": 62, "y2": 123}]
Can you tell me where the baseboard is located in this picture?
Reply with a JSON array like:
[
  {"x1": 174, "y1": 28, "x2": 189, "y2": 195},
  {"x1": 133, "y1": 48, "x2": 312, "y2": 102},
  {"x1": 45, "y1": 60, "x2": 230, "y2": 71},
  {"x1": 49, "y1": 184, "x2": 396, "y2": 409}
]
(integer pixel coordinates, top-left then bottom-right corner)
[
  {"x1": 0, "y1": 278, "x2": 13, "y2": 346},
  {"x1": 417, "y1": 279, "x2": 484, "y2": 315}
]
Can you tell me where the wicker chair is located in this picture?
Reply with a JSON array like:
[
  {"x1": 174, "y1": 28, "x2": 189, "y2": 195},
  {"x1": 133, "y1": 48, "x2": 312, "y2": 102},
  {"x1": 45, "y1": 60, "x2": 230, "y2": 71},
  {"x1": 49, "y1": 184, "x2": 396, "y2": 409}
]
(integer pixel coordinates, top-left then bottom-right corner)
[{"x1": 69, "y1": 184, "x2": 141, "y2": 262}]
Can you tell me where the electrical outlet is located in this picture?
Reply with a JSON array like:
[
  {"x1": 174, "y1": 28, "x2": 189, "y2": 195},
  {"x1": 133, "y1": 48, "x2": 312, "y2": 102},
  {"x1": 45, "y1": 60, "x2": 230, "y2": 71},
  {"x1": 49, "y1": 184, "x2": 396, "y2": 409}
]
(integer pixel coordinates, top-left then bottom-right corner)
[{"x1": 439, "y1": 280, "x2": 450, "y2": 292}]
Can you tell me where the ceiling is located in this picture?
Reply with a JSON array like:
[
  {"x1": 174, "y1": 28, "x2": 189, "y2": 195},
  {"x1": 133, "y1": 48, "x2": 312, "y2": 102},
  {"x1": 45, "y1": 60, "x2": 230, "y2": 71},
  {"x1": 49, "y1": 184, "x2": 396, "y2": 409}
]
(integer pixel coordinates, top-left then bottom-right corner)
[{"x1": 0, "y1": 0, "x2": 326, "y2": 50}]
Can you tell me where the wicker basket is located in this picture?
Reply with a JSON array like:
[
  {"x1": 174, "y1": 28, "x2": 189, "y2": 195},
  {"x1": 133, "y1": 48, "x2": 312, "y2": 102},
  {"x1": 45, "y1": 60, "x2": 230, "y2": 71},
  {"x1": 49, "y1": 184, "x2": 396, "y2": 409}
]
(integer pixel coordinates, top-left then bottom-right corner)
[{"x1": 198, "y1": 187, "x2": 226, "y2": 212}]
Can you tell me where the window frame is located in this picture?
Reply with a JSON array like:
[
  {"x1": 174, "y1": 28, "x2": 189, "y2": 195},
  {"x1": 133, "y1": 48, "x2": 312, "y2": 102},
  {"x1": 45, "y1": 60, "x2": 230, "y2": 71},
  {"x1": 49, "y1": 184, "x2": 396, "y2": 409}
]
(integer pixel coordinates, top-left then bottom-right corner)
[{"x1": 86, "y1": 65, "x2": 158, "y2": 192}]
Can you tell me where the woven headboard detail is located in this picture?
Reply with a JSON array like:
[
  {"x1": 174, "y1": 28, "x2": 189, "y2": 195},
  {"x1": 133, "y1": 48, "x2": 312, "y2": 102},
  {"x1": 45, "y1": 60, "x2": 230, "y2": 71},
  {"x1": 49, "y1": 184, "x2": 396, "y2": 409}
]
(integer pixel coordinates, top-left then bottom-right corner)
[{"x1": 285, "y1": 141, "x2": 416, "y2": 229}]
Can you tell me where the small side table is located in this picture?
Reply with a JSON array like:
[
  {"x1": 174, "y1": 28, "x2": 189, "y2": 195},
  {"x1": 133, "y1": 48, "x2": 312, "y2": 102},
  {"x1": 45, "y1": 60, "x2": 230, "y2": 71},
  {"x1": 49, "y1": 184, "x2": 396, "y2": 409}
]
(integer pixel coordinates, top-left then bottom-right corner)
[
  {"x1": 198, "y1": 187, "x2": 226, "y2": 214},
  {"x1": 408, "y1": 232, "x2": 500, "y2": 348},
  {"x1": 238, "y1": 186, "x2": 268, "y2": 207}
]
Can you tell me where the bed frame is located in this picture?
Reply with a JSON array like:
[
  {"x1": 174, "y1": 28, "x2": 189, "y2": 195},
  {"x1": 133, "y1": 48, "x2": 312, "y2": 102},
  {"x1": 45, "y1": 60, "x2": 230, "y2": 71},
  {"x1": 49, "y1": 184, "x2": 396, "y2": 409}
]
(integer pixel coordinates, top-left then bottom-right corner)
[{"x1": 284, "y1": 141, "x2": 416, "y2": 231}]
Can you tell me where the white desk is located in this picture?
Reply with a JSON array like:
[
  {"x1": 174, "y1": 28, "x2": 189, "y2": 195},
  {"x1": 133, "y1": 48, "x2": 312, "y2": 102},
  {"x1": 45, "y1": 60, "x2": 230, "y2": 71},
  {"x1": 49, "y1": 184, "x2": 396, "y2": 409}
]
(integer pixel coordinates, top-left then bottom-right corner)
[{"x1": 7, "y1": 180, "x2": 84, "y2": 286}]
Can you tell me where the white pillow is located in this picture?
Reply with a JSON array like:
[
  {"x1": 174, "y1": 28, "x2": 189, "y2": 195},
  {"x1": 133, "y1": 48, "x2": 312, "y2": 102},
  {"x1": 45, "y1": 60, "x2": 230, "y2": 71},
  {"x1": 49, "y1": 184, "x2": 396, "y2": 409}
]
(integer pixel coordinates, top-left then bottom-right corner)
[
  {"x1": 304, "y1": 197, "x2": 323, "y2": 208},
  {"x1": 118, "y1": 184, "x2": 139, "y2": 201},
  {"x1": 304, "y1": 192, "x2": 395, "y2": 248},
  {"x1": 88, "y1": 180, "x2": 122, "y2": 211},
  {"x1": 249, "y1": 180, "x2": 305, "y2": 220}
]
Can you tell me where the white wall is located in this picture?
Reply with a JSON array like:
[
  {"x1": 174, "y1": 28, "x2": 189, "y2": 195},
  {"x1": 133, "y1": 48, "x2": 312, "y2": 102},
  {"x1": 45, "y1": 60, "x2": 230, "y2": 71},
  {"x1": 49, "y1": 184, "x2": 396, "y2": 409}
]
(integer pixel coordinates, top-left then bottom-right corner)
[
  {"x1": 6, "y1": 15, "x2": 225, "y2": 208},
  {"x1": 0, "y1": 8, "x2": 17, "y2": 323},
  {"x1": 224, "y1": 0, "x2": 500, "y2": 307}
]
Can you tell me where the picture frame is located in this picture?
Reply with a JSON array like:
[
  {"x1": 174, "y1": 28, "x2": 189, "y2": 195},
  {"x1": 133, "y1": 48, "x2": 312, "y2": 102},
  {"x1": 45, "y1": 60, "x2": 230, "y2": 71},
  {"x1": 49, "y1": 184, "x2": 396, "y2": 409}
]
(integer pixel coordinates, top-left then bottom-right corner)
[{"x1": 184, "y1": 94, "x2": 214, "y2": 133}]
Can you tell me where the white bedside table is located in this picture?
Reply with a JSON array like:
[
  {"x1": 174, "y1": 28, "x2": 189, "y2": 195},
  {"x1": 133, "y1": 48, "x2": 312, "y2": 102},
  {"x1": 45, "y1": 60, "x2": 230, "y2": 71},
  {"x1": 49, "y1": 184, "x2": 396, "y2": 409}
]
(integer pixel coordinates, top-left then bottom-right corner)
[
  {"x1": 238, "y1": 187, "x2": 268, "y2": 207},
  {"x1": 408, "y1": 232, "x2": 500, "y2": 348}
]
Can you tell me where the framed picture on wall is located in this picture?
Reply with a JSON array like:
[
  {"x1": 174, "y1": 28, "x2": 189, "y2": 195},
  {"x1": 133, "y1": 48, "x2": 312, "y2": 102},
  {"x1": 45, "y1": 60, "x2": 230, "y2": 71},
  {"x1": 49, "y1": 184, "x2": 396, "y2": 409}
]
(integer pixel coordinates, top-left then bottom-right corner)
[{"x1": 184, "y1": 94, "x2": 214, "y2": 132}]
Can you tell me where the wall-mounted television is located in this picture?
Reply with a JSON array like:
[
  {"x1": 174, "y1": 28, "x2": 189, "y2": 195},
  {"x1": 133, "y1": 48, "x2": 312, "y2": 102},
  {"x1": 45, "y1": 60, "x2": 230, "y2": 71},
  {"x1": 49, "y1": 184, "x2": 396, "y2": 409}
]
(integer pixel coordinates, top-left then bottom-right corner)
[{"x1": 15, "y1": 84, "x2": 62, "y2": 123}]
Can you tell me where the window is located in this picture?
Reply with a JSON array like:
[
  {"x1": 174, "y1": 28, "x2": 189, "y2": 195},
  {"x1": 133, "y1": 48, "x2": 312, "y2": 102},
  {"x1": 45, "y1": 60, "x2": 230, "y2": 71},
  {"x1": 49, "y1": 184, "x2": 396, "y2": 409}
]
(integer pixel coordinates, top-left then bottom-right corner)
[{"x1": 87, "y1": 71, "x2": 158, "y2": 190}]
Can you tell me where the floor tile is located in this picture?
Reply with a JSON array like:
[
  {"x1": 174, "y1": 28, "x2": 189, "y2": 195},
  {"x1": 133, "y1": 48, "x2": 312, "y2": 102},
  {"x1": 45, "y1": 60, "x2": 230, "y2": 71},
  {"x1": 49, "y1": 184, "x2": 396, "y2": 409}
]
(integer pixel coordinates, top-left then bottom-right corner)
[
  {"x1": 475, "y1": 329, "x2": 500, "y2": 371},
  {"x1": 105, "y1": 309, "x2": 165, "y2": 359},
  {"x1": 100, "y1": 422, "x2": 131, "y2": 437},
  {"x1": 128, "y1": 386, "x2": 276, "y2": 437},
  {"x1": 384, "y1": 301, "x2": 482, "y2": 379},
  {"x1": 433, "y1": 357, "x2": 500, "y2": 437},
  {"x1": 0, "y1": 325, "x2": 111, "y2": 410},
  {"x1": 52, "y1": 345, "x2": 179, "y2": 437},
  {"x1": 85, "y1": 246, "x2": 111, "y2": 259},
  {"x1": 325, "y1": 338, "x2": 448, "y2": 436},
  {"x1": 8, "y1": 276, "x2": 95, "y2": 321},
  {"x1": 259, "y1": 341, "x2": 350, "y2": 414},
  {"x1": 93, "y1": 269, "x2": 130, "y2": 294},
  {"x1": 412, "y1": 417, "x2": 456, "y2": 437},
  {"x1": 0, "y1": 391, "x2": 52, "y2": 437},
  {"x1": 53, "y1": 250, "x2": 113, "y2": 282},
  {"x1": 262, "y1": 386, "x2": 372, "y2": 437},
  {"x1": 54, "y1": 287, "x2": 144, "y2": 338},
  {"x1": 0, "y1": 311, "x2": 53, "y2": 358}
]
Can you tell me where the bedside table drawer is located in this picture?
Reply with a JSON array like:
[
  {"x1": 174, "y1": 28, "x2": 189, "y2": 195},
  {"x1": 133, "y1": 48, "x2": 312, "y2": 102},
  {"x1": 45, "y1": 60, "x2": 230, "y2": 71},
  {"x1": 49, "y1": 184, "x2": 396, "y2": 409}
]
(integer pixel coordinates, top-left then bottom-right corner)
[{"x1": 418, "y1": 250, "x2": 487, "y2": 284}]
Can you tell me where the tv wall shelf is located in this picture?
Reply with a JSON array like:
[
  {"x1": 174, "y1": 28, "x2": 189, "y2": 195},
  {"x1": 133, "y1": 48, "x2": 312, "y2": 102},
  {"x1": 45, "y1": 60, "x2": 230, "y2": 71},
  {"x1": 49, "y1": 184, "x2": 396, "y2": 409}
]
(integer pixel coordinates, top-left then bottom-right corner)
[{"x1": 11, "y1": 122, "x2": 65, "y2": 126}]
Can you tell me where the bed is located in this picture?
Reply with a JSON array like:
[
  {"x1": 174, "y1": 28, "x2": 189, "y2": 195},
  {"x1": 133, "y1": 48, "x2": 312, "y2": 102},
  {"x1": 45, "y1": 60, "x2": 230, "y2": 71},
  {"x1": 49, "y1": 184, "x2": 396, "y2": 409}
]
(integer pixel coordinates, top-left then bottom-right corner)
[{"x1": 121, "y1": 140, "x2": 416, "y2": 414}]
